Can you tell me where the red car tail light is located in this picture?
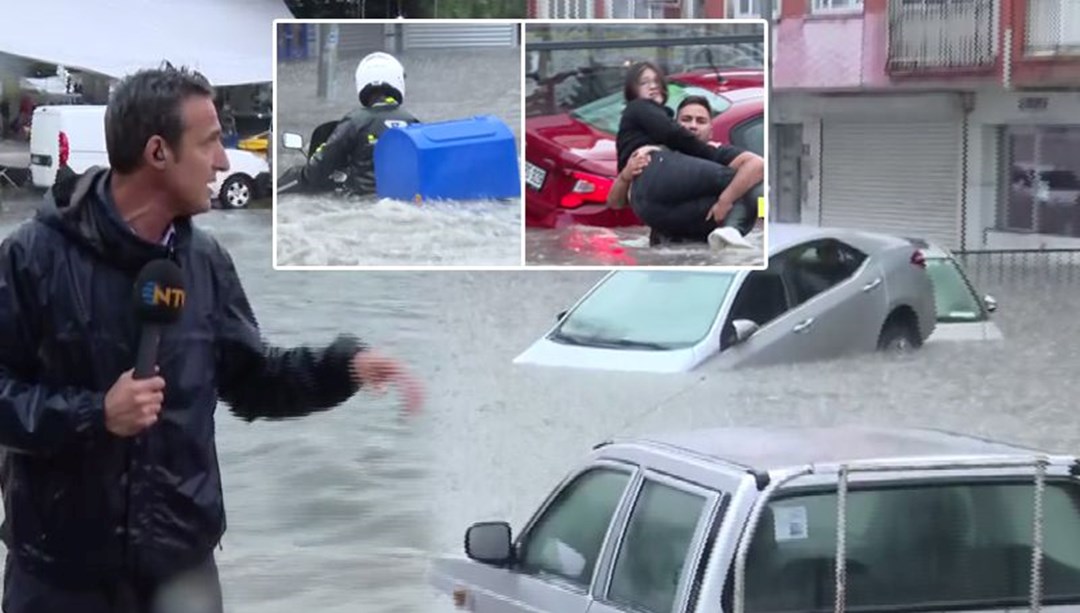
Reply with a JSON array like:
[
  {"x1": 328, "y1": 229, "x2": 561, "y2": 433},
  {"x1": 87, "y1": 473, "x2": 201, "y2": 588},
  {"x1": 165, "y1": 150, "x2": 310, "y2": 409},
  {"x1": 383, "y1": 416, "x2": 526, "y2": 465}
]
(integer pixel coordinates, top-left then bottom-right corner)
[
  {"x1": 560, "y1": 171, "x2": 614, "y2": 209},
  {"x1": 911, "y1": 249, "x2": 926, "y2": 268}
]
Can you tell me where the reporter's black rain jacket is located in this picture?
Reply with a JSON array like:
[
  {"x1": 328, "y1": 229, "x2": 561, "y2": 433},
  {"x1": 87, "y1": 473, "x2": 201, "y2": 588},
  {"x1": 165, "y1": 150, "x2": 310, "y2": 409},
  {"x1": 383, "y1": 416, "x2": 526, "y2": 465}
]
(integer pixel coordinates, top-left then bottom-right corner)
[{"x1": 0, "y1": 167, "x2": 363, "y2": 588}]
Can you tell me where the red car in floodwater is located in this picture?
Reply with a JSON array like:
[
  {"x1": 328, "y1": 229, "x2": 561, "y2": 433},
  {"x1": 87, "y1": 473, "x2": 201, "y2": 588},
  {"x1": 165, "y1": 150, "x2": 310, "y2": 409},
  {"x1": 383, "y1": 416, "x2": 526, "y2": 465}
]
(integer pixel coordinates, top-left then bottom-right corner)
[{"x1": 525, "y1": 69, "x2": 765, "y2": 229}]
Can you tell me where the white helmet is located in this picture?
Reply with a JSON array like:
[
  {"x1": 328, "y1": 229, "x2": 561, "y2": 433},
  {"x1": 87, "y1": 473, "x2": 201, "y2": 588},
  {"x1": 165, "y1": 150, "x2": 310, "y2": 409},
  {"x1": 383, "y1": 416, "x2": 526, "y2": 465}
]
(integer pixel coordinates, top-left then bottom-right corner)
[{"x1": 354, "y1": 52, "x2": 406, "y2": 106}]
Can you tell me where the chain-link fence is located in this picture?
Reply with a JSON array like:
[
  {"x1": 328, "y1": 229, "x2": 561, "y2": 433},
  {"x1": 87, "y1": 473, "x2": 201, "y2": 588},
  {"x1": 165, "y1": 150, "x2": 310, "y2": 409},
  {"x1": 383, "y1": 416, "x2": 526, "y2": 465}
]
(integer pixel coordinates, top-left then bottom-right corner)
[
  {"x1": 285, "y1": 0, "x2": 525, "y2": 17},
  {"x1": 529, "y1": 0, "x2": 707, "y2": 18}
]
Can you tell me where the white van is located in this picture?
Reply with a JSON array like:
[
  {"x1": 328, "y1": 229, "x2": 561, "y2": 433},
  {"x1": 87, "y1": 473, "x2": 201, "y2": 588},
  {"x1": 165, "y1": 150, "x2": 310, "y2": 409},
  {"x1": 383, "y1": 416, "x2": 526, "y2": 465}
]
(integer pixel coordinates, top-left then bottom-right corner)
[
  {"x1": 29, "y1": 105, "x2": 110, "y2": 189},
  {"x1": 28, "y1": 105, "x2": 270, "y2": 208}
]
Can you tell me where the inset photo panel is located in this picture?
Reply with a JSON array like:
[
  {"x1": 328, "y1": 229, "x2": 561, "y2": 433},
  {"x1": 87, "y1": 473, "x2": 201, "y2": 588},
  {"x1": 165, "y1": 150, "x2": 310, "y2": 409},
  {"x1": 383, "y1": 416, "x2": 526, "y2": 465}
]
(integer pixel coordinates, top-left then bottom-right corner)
[
  {"x1": 273, "y1": 20, "x2": 524, "y2": 269},
  {"x1": 524, "y1": 20, "x2": 769, "y2": 268}
]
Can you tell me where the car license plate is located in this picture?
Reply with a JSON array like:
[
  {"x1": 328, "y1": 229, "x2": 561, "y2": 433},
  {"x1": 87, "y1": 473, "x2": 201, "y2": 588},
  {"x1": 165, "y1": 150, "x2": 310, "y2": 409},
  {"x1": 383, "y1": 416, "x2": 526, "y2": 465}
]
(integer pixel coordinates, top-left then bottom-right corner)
[{"x1": 525, "y1": 162, "x2": 546, "y2": 191}]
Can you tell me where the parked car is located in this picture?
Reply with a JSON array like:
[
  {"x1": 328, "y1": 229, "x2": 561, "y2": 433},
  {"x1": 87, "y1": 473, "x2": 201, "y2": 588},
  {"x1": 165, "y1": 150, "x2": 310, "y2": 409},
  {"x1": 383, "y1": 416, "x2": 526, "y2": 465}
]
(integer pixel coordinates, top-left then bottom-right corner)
[
  {"x1": 906, "y1": 238, "x2": 1004, "y2": 343},
  {"x1": 514, "y1": 224, "x2": 936, "y2": 373},
  {"x1": 28, "y1": 104, "x2": 270, "y2": 209},
  {"x1": 430, "y1": 425, "x2": 1078, "y2": 613},
  {"x1": 524, "y1": 69, "x2": 765, "y2": 229}
]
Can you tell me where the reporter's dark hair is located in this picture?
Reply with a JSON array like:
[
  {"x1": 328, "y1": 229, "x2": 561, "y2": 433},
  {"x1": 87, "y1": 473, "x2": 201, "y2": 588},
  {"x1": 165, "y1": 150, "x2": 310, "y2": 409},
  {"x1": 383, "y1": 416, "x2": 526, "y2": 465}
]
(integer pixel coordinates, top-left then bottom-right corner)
[
  {"x1": 623, "y1": 62, "x2": 668, "y2": 104},
  {"x1": 677, "y1": 95, "x2": 712, "y2": 115},
  {"x1": 105, "y1": 62, "x2": 214, "y2": 173}
]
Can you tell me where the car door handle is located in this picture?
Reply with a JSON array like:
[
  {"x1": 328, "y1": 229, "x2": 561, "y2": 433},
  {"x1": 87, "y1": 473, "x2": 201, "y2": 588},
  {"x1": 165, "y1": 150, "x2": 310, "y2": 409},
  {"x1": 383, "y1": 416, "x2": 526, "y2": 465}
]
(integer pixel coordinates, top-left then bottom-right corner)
[
  {"x1": 862, "y1": 278, "x2": 882, "y2": 292},
  {"x1": 793, "y1": 318, "x2": 814, "y2": 333}
]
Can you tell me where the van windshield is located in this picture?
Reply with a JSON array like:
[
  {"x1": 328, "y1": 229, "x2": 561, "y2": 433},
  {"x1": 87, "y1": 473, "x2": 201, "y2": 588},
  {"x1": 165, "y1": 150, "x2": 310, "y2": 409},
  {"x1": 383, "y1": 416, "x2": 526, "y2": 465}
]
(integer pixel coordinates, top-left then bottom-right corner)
[{"x1": 743, "y1": 480, "x2": 1080, "y2": 611}]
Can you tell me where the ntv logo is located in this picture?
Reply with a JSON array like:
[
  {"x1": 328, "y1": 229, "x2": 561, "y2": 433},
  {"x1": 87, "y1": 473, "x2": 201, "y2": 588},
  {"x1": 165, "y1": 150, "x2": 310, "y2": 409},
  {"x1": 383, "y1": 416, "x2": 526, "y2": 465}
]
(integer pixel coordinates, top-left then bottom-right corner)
[{"x1": 141, "y1": 282, "x2": 185, "y2": 309}]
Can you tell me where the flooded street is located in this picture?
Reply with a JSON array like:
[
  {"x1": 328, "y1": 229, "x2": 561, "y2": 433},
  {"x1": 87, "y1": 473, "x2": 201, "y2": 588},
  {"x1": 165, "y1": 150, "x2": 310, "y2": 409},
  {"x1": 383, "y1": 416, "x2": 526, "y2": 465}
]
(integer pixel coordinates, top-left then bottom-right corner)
[
  {"x1": 275, "y1": 47, "x2": 523, "y2": 267},
  {"x1": 0, "y1": 191, "x2": 1079, "y2": 611},
  {"x1": 526, "y1": 223, "x2": 766, "y2": 266}
]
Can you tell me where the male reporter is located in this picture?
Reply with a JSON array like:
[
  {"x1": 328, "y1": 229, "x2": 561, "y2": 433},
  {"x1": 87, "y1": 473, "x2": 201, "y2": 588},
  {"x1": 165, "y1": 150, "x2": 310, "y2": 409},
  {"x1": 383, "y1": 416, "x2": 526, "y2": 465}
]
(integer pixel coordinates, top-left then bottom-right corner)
[{"x1": 0, "y1": 64, "x2": 423, "y2": 612}]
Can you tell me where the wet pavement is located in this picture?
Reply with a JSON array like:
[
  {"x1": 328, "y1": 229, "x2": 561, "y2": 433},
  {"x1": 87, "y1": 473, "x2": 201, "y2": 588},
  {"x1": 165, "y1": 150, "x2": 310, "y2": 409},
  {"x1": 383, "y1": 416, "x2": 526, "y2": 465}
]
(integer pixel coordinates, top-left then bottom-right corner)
[{"x1": 525, "y1": 223, "x2": 766, "y2": 266}]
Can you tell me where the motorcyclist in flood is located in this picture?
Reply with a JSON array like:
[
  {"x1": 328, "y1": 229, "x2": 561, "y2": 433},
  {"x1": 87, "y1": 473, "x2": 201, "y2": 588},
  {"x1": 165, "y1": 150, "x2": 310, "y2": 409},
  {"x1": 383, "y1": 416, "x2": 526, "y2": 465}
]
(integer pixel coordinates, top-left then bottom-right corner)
[{"x1": 278, "y1": 51, "x2": 420, "y2": 196}]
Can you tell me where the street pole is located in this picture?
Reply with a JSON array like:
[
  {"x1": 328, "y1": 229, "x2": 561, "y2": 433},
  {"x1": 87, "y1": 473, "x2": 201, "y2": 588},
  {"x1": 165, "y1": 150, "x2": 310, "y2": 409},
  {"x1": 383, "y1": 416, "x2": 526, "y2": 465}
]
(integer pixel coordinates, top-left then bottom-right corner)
[
  {"x1": 317, "y1": 23, "x2": 339, "y2": 101},
  {"x1": 760, "y1": 0, "x2": 774, "y2": 221},
  {"x1": 761, "y1": 0, "x2": 773, "y2": 100}
]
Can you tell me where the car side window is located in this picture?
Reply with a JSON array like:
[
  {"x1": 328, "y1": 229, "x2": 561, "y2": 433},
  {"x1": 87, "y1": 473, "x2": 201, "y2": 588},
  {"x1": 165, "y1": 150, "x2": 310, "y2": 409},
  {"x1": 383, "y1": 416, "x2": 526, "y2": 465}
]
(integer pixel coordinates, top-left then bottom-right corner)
[
  {"x1": 723, "y1": 249, "x2": 794, "y2": 348},
  {"x1": 519, "y1": 466, "x2": 632, "y2": 589},
  {"x1": 785, "y1": 239, "x2": 868, "y2": 306},
  {"x1": 606, "y1": 478, "x2": 712, "y2": 613},
  {"x1": 730, "y1": 116, "x2": 764, "y2": 156}
]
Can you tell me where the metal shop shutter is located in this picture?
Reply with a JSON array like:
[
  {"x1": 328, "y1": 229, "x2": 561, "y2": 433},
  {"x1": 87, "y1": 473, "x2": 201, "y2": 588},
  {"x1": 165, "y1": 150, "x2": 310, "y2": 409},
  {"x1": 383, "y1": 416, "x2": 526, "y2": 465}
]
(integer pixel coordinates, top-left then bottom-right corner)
[
  {"x1": 336, "y1": 24, "x2": 387, "y2": 55},
  {"x1": 820, "y1": 120, "x2": 961, "y2": 248},
  {"x1": 402, "y1": 24, "x2": 518, "y2": 49}
]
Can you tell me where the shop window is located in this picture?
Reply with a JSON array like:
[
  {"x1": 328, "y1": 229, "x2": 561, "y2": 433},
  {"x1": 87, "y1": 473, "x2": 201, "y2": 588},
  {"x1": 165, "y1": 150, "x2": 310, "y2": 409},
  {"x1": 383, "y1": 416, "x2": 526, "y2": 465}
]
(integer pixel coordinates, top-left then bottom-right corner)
[{"x1": 999, "y1": 125, "x2": 1080, "y2": 238}]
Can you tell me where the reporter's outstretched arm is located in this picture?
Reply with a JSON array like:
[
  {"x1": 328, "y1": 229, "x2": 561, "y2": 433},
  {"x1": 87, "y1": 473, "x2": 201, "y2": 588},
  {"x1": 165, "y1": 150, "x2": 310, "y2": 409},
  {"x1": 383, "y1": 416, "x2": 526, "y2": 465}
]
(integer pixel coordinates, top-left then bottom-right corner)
[
  {"x1": 0, "y1": 235, "x2": 106, "y2": 454},
  {"x1": 212, "y1": 247, "x2": 363, "y2": 421}
]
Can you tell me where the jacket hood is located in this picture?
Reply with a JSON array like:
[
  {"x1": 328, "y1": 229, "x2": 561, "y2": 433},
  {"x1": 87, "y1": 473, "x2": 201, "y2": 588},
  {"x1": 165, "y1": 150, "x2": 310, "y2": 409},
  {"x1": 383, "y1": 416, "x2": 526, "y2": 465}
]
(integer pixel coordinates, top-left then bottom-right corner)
[{"x1": 36, "y1": 166, "x2": 193, "y2": 273}]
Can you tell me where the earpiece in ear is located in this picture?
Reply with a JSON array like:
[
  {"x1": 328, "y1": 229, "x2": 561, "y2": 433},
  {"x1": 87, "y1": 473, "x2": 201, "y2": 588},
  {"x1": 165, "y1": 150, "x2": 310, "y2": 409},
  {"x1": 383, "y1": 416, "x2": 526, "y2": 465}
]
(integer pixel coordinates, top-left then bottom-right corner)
[{"x1": 154, "y1": 148, "x2": 165, "y2": 162}]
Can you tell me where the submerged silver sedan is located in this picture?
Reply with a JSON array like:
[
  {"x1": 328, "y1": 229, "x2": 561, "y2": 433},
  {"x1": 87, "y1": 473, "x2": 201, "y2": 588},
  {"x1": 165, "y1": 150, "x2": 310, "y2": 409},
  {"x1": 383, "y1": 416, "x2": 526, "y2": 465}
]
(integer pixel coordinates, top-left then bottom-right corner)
[{"x1": 514, "y1": 224, "x2": 937, "y2": 373}]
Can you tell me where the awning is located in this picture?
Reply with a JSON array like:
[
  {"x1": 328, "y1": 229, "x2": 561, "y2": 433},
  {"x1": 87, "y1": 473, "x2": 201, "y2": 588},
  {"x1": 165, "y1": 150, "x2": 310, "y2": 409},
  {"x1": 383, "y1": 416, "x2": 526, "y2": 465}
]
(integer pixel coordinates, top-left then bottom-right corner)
[{"x1": 0, "y1": 0, "x2": 292, "y2": 86}]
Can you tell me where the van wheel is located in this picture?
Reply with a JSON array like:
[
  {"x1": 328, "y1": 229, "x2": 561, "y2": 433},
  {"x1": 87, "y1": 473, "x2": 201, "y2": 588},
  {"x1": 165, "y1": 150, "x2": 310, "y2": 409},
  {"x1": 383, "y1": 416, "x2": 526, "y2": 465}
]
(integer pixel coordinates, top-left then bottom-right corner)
[
  {"x1": 219, "y1": 175, "x2": 253, "y2": 209},
  {"x1": 877, "y1": 320, "x2": 920, "y2": 353}
]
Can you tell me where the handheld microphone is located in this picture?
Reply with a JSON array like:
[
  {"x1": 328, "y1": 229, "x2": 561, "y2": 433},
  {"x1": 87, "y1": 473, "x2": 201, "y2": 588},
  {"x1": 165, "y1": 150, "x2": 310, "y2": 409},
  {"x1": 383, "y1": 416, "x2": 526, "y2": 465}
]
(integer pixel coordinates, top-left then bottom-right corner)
[{"x1": 132, "y1": 259, "x2": 186, "y2": 380}]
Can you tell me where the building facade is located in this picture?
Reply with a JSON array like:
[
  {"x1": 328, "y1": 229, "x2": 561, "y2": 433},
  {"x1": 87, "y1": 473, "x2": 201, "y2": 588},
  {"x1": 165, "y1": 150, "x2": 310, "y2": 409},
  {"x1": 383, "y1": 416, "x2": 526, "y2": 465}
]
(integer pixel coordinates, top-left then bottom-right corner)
[
  {"x1": 772, "y1": 0, "x2": 1080, "y2": 250},
  {"x1": 527, "y1": 0, "x2": 732, "y2": 18}
]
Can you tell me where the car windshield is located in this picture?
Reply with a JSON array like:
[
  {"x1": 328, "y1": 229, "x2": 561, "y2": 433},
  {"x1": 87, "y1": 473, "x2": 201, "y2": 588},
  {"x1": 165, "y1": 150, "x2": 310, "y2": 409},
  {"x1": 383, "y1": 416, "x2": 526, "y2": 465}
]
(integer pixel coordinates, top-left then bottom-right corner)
[
  {"x1": 743, "y1": 479, "x2": 1080, "y2": 612},
  {"x1": 570, "y1": 82, "x2": 735, "y2": 136},
  {"x1": 925, "y1": 257, "x2": 986, "y2": 323},
  {"x1": 550, "y1": 271, "x2": 736, "y2": 350}
]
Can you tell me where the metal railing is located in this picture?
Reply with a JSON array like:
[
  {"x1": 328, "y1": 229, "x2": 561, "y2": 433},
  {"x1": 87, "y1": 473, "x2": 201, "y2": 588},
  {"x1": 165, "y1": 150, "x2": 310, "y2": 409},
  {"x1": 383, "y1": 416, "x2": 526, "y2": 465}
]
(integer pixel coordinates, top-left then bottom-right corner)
[
  {"x1": 954, "y1": 248, "x2": 1080, "y2": 288},
  {"x1": 732, "y1": 455, "x2": 1072, "y2": 613},
  {"x1": 887, "y1": 0, "x2": 997, "y2": 71}
]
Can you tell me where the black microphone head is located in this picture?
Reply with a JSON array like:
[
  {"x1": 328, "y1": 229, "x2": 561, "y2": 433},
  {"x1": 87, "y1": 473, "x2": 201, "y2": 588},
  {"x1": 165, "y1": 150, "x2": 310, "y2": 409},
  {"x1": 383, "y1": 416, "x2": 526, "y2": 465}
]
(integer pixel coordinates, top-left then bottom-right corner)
[{"x1": 133, "y1": 259, "x2": 186, "y2": 324}]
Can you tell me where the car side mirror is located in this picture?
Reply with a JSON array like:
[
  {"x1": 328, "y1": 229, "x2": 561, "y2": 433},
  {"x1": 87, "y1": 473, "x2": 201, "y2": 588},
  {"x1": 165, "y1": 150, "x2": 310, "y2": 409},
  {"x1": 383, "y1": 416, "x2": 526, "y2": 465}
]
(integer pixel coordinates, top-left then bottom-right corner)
[
  {"x1": 720, "y1": 318, "x2": 759, "y2": 351},
  {"x1": 281, "y1": 132, "x2": 304, "y2": 151},
  {"x1": 984, "y1": 294, "x2": 997, "y2": 313},
  {"x1": 731, "y1": 319, "x2": 759, "y2": 344},
  {"x1": 556, "y1": 310, "x2": 567, "y2": 322},
  {"x1": 465, "y1": 521, "x2": 513, "y2": 566}
]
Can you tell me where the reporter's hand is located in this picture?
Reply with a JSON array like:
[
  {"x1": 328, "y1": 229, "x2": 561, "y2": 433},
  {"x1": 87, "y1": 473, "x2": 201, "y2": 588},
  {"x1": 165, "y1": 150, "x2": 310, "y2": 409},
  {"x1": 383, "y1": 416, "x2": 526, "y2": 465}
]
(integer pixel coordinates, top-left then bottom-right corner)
[
  {"x1": 105, "y1": 369, "x2": 165, "y2": 437},
  {"x1": 352, "y1": 350, "x2": 425, "y2": 416}
]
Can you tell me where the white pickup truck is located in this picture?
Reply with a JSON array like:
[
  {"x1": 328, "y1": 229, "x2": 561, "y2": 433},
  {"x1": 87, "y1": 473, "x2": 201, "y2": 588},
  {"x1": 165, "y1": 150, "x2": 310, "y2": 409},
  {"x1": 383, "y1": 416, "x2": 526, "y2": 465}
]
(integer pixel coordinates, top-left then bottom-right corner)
[{"x1": 430, "y1": 426, "x2": 1080, "y2": 613}]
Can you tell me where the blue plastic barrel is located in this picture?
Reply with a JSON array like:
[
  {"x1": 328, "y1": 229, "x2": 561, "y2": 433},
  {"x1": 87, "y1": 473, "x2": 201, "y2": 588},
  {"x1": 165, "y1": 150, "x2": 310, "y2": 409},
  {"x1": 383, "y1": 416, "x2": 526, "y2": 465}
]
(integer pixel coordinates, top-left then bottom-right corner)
[{"x1": 373, "y1": 115, "x2": 521, "y2": 202}]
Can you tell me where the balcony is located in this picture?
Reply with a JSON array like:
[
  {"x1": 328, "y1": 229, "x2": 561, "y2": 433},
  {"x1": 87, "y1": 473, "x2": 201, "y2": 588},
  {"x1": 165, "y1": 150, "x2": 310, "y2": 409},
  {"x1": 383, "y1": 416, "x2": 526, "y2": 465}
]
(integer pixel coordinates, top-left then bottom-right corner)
[
  {"x1": 1025, "y1": 0, "x2": 1080, "y2": 56},
  {"x1": 887, "y1": 0, "x2": 997, "y2": 73}
]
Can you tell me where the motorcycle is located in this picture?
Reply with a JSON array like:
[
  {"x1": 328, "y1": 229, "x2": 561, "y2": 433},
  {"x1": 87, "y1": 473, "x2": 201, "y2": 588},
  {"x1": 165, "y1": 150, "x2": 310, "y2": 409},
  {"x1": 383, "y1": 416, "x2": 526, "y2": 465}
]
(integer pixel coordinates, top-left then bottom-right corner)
[{"x1": 276, "y1": 120, "x2": 351, "y2": 195}]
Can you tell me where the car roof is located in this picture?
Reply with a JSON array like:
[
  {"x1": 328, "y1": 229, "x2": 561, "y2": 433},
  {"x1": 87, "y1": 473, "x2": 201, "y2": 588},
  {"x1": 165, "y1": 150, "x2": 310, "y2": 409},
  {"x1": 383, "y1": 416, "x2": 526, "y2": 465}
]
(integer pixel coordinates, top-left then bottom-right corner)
[
  {"x1": 718, "y1": 87, "x2": 764, "y2": 103},
  {"x1": 767, "y1": 223, "x2": 910, "y2": 256},
  {"x1": 623, "y1": 426, "x2": 1048, "y2": 472}
]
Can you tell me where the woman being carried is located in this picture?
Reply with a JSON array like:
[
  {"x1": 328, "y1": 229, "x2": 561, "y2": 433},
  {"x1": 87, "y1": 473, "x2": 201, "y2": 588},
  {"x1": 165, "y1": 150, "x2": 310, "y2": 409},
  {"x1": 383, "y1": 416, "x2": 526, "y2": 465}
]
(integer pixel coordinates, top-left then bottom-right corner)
[{"x1": 614, "y1": 62, "x2": 763, "y2": 247}]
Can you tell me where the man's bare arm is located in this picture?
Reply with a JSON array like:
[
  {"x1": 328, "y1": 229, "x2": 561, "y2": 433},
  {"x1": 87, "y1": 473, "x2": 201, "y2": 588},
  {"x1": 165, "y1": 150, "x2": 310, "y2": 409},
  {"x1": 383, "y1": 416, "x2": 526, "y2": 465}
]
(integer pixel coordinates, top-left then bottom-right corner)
[
  {"x1": 718, "y1": 151, "x2": 765, "y2": 209},
  {"x1": 607, "y1": 173, "x2": 631, "y2": 209}
]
